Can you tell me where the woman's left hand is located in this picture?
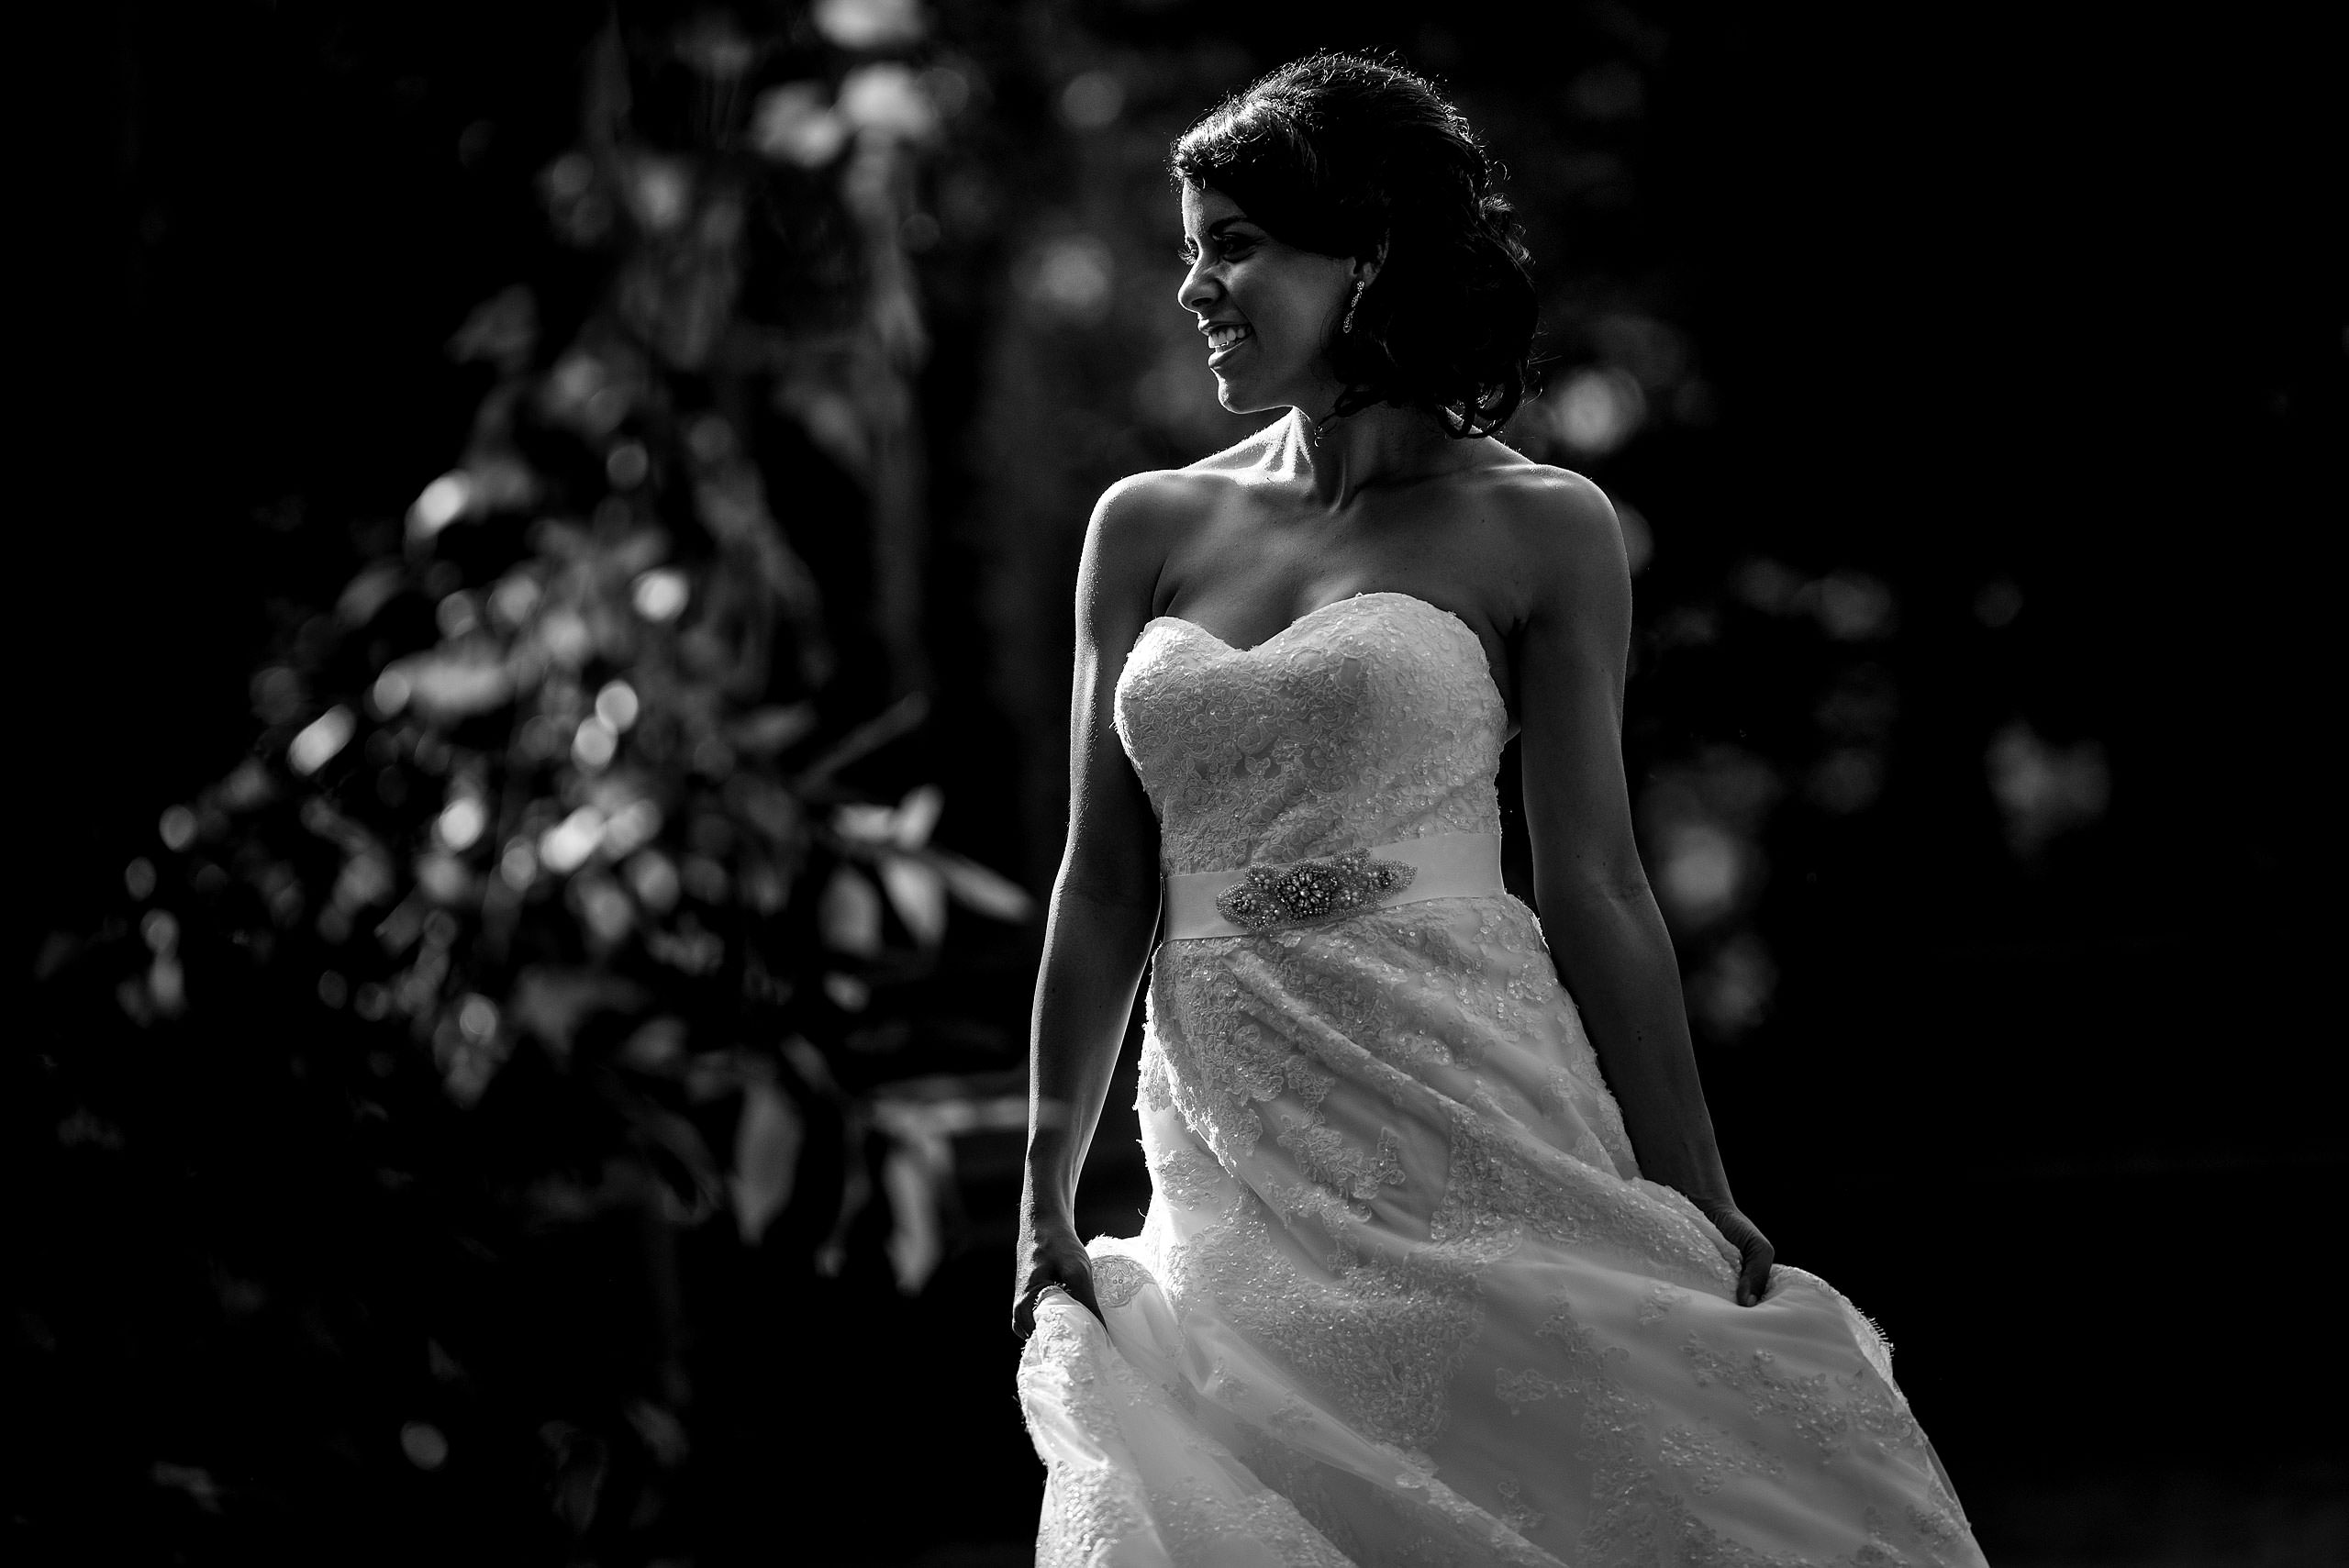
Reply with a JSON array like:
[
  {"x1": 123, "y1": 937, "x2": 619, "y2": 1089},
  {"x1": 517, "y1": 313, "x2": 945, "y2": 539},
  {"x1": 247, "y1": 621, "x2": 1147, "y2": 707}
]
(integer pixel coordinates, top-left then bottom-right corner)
[{"x1": 1701, "y1": 1202, "x2": 1776, "y2": 1306}]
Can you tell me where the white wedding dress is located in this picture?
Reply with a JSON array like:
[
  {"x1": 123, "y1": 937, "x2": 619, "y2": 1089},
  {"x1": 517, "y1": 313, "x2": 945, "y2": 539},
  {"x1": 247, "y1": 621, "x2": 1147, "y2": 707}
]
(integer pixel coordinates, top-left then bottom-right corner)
[{"x1": 1019, "y1": 592, "x2": 1984, "y2": 1567}]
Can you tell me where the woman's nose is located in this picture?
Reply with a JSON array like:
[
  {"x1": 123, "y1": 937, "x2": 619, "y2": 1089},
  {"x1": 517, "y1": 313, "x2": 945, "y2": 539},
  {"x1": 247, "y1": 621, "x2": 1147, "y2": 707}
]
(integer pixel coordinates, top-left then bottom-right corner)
[{"x1": 1176, "y1": 258, "x2": 1218, "y2": 314}]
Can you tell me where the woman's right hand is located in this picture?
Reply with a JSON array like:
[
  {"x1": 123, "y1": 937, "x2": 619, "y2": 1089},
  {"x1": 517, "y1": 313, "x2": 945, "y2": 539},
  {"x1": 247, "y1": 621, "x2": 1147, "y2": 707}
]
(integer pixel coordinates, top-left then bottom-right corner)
[{"x1": 1013, "y1": 1211, "x2": 1101, "y2": 1340}]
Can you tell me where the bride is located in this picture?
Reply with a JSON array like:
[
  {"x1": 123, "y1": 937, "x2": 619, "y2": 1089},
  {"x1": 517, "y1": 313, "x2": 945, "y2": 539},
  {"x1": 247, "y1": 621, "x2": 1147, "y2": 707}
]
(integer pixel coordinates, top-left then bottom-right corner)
[{"x1": 1012, "y1": 53, "x2": 1984, "y2": 1566}]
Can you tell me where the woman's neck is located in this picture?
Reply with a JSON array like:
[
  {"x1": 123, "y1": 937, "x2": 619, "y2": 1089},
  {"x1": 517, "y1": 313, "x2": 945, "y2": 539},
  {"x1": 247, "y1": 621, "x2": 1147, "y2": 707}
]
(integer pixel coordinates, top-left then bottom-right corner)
[{"x1": 1280, "y1": 400, "x2": 1472, "y2": 508}]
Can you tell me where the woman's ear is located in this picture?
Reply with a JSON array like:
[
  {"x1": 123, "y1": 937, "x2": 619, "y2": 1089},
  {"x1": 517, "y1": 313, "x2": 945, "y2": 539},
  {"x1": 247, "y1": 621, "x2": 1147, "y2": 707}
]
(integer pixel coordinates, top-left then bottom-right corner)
[{"x1": 1352, "y1": 237, "x2": 1388, "y2": 290}]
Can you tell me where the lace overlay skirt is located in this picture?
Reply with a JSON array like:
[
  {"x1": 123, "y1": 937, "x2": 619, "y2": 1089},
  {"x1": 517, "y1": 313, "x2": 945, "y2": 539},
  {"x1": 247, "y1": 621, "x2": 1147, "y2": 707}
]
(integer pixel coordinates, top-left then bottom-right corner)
[{"x1": 1020, "y1": 894, "x2": 1983, "y2": 1567}]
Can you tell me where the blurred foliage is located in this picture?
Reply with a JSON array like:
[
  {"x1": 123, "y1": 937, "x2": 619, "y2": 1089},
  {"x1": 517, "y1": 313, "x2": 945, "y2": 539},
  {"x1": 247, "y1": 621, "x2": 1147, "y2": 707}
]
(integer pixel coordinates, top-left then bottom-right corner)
[
  {"x1": 28, "y1": 2, "x2": 1038, "y2": 1559},
  {"x1": 21, "y1": 3, "x2": 2140, "y2": 1561}
]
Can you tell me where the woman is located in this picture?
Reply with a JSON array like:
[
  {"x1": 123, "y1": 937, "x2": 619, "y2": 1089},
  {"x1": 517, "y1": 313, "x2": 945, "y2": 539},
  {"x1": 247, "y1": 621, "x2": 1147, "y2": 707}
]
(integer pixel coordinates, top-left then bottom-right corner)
[{"x1": 1014, "y1": 54, "x2": 1983, "y2": 1566}]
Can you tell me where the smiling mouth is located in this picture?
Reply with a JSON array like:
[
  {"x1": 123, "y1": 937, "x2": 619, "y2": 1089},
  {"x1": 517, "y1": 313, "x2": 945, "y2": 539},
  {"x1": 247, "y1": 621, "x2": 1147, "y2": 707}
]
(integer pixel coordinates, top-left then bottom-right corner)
[{"x1": 1205, "y1": 323, "x2": 1253, "y2": 360}]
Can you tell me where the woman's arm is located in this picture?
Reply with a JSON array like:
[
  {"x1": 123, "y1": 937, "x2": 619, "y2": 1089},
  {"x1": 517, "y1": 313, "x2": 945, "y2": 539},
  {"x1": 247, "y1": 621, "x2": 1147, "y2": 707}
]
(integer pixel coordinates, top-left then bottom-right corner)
[
  {"x1": 1013, "y1": 477, "x2": 1172, "y2": 1336},
  {"x1": 1510, "y1": 474, "x2": 1776, "y2": 1306}
]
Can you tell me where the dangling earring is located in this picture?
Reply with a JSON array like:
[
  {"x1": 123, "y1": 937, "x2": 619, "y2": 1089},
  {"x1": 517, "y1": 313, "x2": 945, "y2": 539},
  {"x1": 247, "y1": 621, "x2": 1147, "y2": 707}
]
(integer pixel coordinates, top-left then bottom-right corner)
[{"x1": 1341, "y1": 279, "x2": 1367, "y2": 334}]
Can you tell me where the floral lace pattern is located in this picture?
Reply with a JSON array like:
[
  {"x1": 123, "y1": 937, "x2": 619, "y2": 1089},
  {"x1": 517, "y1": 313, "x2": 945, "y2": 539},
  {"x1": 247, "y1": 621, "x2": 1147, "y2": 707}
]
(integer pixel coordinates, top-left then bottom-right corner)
[
  {"x1": 1115, "y1": 594, "x2": 1506, "y2": 875},
  {"x1": 1025, "y1": 594, "x2": 1985, "y2": 1565}
]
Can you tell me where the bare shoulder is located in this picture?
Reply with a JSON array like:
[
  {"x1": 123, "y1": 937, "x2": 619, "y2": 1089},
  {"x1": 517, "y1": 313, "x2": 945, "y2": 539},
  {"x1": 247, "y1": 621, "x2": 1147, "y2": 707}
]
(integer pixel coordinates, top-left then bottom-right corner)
[
  {"x1": 1086, "y1": 428, "x2": 1279, "y2": 575},
  {"x1": 1464, "y1": 460, "x2": 1630, "y2": 621},
  {"x1": 1086, "y1": 467, "x2": 1208, "y2": 570},
  {"x1": 1474, "y1": 461, "x2": 1625, "y2": 573},
  {"x1": 1078, "y1": 462, "x2": 1238, "y2": 631}
]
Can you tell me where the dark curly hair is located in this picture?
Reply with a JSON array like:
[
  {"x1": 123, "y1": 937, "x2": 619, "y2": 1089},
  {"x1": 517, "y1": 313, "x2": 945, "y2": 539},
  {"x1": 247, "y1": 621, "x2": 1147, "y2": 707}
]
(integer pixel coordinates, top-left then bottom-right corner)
[{"x1": 1171, "y1": 53, "x2": 1538, "y2": 438}]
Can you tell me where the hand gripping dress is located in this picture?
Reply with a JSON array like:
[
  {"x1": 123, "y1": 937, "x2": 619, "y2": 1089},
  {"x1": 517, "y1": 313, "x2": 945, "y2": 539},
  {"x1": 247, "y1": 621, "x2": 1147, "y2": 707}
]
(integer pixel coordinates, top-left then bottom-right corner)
[{"x1": 1019, "y1": 593, "x2": 1984, "y2": 1567}]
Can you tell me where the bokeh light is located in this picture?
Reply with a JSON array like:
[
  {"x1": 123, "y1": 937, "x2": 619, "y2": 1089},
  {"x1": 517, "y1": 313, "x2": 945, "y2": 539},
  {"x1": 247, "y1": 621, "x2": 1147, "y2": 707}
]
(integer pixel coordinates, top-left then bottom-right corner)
[
  {"x1": 289, "y1": 706, "x2": 355, "y2": 775},
  {"x1": 539, "y1": 808, "x2": 602, "y2": 874},
  {"x1": 600, "y1": 798, "x2": 662, "y2": 858},
  {"x1": 456, "y1": 994, "x2": 498, "y2": 1042},
  {"x1": 1030, "y1": 236, "x2": 1116, "y2": 325},
  {"x1": 751, "y1": 83, "x2": 848, "y2": 168},
  {"x1": 1654, "y1": 820, "x2": 1743, "y2": 927},
  {"x1": 632, "y1": 569, "x2": 690, "y2": 622},
  {"x1": 572, "y1": 717, "x2": 618, "y2": 771},
  {"x1": 497, "y1": 838, "x2": 538, "y2": 891},
  {"x1": 406, "y1": 473, "x2": 473, "y2": 537},
  {"x1": 399, "y1": 1422, "x2": 449, "y2": 1472},
  {"x1": 1612, "y1": 495, "x2": 1654, "y2": 574},
  {"x1": 841, "y1": 63, "x2": 938, "y2": 141},
  {"x1": 436, "y1": 796, "x2": 486, "y2": 851},
  {"x1": 140, "y1": 910, "x2": 179, "y2": 953},
  {"x1": 488, "y1": 573, "x2": 541, "y2": 628},
  {"x1": 1687, "y1": 935, "x2": 1776, "y2": 1037},
  {"x1": 1549, "y1": 367, "x2": 1647, "y2": 456},
  {"x1": 594, "y1": 681, "x2": 640, "y2": 732},
  {"x1": 1060, "y1": 71, "x2": 1125, "y2": 130},
  {"x1": 1988, "y1": 721, "x2": 2110, "y2": 856},
  {"x1": 371, "y1": 667, "x2": 413, "y2": 716},
  {"x1": 435, "y1": 592, "x2": 479, "y2": 639},
  {"x1": 577, "y1": 878, "x2": 633, "y2": 943},
  {"x1": 626, "y1": 851, "x2": 681, "y2": 913},
  {"x1": 1975, "y1": 579, "x2": 2023, "y2": 628},
  {"x1": 1816, "y1": 573, "x2": 1897, "y2": 640},
  {"x1": 813, "y1": 0, "x2": 923, "y2": 51}
]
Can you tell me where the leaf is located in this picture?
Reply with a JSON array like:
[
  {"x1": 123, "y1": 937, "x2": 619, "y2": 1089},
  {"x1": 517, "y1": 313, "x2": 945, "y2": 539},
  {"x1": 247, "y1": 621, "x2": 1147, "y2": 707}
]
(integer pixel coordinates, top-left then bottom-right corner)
[
  {"x1": 891, "y1": 784, "x2": 941, "y2": 849},
  {"x1": 729, "y1": 1078, "x2": 802, "y2": 1243},
  {"x1": 780, "y1": 386, "x2": 869, "y2": 478},
  {"x1": 878, "y1": 854, "x2": 945, "y2": 945},
  {"x1": 447, "y1": 284, "x2": 537, "y2": 372},
  {"x1": 620, "y1": 1017, "x2": 687, "y2": 1073},
  {"x1": 541, "y1": 1422, "x2": 607, "y2": 1536},
  {"x1": 838, "y1": 62, "x2": 937, "y2": 141},
  {"x1": 728, "y1": 704, "x2": 818, "y2": 755},
  {"x1": 465, "y1": 454, "x2": 540, "y2": 514},
  {"x1": 751, "y1": 83, "x2": 847, "y2": 168},
  {"x1": 333, "y1": 851, "x2": 395, "y2": 912},
  {"x1": 877, "y1": 1139, "x2": 943, "y2": 1293},
  {"x1": 394, "y1": 650, "x2": 513, "y2": 721},
  {"x1": 507, "y1": 967, "x2": 648, "y2": 1057},
  {"x1": 415, "y1": 851, "x2": 474, "y2": 906},
  {"x1": 834, "y1": 803, "x2": 896, "y2": 844},
  {"x1": 728, "y1": 777, "x2": 801, "y2": 845},
  {"x1": 628, "y1": 1105, "x2": 724, "y2": 1217},
  {"x1": 813, "y1": 0, "x2": 926, "y2": 51},
  {"x1": 217, "y1": 761, "x2": 276, "y2": 813},
  {"x1": 289, "y1": 706, "x2": 355, "y2": 775},
  {"x1": 337, "y1": 563, "x2": 406, "y2": 628},
  {"x1": 818, "y1": 866, "x2": 883, "y2": 957},
  {"x1": 932, "y1": 851, "x2": 1034, "y2": 922},
  {"x1": 780, "y1": 1036, "x2": 840, "y2": 1097},
  {"x1": 869, "y1": 1097, "x2": 954, "y2": 1295}
]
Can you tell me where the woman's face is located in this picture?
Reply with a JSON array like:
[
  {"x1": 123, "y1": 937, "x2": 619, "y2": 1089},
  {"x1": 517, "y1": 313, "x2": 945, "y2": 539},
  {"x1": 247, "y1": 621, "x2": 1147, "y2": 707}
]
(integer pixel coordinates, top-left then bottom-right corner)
[{"x1": 1176, "y1": 183, "x2": 1358, "y2": 416}]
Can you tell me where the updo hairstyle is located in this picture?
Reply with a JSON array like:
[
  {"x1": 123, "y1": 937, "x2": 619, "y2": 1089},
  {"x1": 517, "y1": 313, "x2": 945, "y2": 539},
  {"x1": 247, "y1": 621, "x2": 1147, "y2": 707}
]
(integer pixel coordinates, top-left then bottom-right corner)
[{"x1": 1172, "y1": 53, "x2": 1539, "y2": 438}]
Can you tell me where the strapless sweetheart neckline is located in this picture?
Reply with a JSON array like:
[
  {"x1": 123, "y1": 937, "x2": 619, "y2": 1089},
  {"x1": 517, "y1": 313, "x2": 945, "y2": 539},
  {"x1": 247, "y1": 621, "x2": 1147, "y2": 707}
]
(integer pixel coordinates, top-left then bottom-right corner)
[{"x1": 1142, "y1": 590, "x2": 1505, "y2": 712}]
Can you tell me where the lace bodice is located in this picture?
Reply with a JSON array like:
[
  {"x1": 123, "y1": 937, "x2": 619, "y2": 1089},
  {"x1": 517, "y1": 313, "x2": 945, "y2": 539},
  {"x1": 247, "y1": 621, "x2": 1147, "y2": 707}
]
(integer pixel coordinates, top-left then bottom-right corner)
[{"x1": 1114, "y1": 593, "x2": 1508, "y2": 875}]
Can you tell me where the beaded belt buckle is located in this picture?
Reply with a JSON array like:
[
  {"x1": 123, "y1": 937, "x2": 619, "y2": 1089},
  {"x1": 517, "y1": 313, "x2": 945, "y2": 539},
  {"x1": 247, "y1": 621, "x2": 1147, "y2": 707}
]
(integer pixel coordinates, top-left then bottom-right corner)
[{"x1": 1212, "y1": 849, "x2": 1418, "y2": 931}]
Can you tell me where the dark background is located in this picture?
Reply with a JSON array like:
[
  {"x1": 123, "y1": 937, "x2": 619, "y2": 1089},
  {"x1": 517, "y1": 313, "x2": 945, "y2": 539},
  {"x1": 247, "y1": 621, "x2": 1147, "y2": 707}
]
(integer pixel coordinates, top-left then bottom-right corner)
[{"x1": 20, "y1": 1, "x2": 2344, "y2": 1563}]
